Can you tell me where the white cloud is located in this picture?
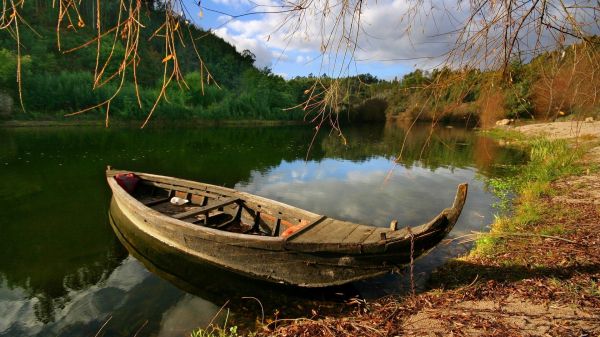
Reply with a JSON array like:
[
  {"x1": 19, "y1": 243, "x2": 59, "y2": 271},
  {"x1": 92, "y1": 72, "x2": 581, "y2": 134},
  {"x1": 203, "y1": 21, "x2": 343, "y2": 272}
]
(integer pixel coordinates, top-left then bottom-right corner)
[
  {"x1": 213, "y1": 27, "x2": 274, "y2": 68},
  {"x1": 295, "y1": 55, "x2": 308, "y2": 64},
  {"x1": 205, "y1": 0, "x2": 599, "y2": 75},
  {"x1": 272, "y1": 50, "x2": 289, "y2": 62},
  {"x1": 209, "y1": 0, "x2": 250, "y2": 7},
  {"x1": 216, "y1": 15, "x2": 232, "y2": 23},
  {"x1": 207, "y1": 0, "x2": 467, "y2": 74}
]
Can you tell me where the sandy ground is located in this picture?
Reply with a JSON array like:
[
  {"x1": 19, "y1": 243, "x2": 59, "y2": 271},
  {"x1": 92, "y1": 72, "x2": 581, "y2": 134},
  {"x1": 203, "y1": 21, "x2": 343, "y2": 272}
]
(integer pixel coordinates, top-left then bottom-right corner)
[
  {"x1": 403, "y1": 297, "x2": 599, "y2": 336},
  {"x1": 515, "y1": 120, "x2": 600, "y2": 140}
]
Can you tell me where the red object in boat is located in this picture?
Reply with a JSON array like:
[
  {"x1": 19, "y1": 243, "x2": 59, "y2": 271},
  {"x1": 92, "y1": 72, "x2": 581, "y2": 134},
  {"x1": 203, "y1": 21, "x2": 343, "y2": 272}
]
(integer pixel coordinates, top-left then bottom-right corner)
[{"x1": 114, "y1": 173, "x2": 140, "y2": 193}]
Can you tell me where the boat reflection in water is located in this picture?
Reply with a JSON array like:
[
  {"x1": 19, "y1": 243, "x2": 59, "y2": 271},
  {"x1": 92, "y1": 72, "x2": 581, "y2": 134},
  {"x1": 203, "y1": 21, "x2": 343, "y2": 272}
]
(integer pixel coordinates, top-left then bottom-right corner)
[{"x1": 108, "y1": 204, "x2": 362, "y2": 331}]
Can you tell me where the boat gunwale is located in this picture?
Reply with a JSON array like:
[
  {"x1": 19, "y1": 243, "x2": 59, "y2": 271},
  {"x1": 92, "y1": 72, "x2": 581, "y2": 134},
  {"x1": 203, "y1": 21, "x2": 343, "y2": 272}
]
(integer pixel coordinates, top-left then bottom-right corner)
[
  {"x1": 106, "y1": 169, "x2": 468, "y2": 248},
  {"x1": 107, "y1": 176, "x2": 286, "y2": 244}
]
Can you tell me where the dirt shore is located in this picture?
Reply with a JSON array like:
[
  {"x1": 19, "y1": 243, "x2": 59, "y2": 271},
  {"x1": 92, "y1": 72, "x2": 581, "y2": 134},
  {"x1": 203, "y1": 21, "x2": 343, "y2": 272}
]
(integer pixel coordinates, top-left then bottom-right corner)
[
  {"x1": 262, "y1": 121, "x2": 600, "y2": 337},
  {"x1": 515, "y1": 120, "x2": 600, "y2": 140}
]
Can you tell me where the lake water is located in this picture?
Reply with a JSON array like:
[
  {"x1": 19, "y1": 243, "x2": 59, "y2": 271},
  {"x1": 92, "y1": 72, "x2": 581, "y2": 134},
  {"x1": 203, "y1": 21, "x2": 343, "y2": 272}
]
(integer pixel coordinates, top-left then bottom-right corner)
[{"x1": 0, "y1": 122, "x2": 524, "y2": 336}]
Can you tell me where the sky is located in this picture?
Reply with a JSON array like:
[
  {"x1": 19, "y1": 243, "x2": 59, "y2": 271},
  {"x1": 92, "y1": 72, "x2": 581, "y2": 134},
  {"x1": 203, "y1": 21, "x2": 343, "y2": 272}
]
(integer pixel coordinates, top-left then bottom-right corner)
[
  {"x1": 179, "y1": 0, "x2": 463, "y2": 79},
  {"x1": 178, "y1": 0, "x2": 599, "y2": 80}
]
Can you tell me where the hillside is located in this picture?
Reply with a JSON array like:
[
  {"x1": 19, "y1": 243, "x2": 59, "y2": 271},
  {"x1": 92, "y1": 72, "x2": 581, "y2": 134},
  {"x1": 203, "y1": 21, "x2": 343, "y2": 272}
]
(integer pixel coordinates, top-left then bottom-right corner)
[
  {"x1": 0, "y1": 2, "x2": 306, "y2": 121},
  {"x1": 374, "y1": 39, "x2": 600, "y2": 126}
]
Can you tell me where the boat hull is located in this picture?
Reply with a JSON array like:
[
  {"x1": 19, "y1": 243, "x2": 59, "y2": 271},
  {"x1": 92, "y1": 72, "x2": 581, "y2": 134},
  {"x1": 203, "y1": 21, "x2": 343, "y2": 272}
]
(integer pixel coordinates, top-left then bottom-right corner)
[
  {"x1": 109, "y1": 194, "x2": 393, "y2": 287},
  {"x1": 106, "y1": 168, "x2": 467, "y2": 287}
]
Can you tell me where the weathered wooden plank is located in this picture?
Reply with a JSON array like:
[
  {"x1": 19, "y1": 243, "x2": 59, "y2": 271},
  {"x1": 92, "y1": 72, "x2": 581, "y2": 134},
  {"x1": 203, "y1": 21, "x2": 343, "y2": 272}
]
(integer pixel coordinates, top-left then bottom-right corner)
[
  {"x1": 145, "y1": 181, "x2": 228, "y2": 200},
  {"x1": 239, "y1": 204, "x2": 277, "y2": 234},
  {"x1": 242, "y1": 199, "x2": 314, "y2": 223},
  {"x1": 341, "y1": 226, "x2": 375, "y2": 244},
  {"x1": 320, "y1": 221, "x2": 361, "y2": 243},
  {"x1": 173, "y1": 197, "x2": 238, "y2": 220},
  {"x1": 147, "y1": 179, "x2": 315, "y2": 223},
  {"x1": 362, "y1": 228, "x2": 390, "y2": 244},
  {"x1": 293, "y1": 221, "x2": 360, "y2": 244},
  {"x1": 136, "y1": 173, "x2": 237, "y2": 197},
  {"x1": 135, "y1": 174, "x2": 317, "y2": 223},
  {"x1": 286, "y1": 218, "x2": 336, "y2": 242},
  {"x1": 272, "y1": 218, "x2": 281, "y2": 237},
  {"x1": 142, "y1": 196, "x2": 172, "y2": 207}
]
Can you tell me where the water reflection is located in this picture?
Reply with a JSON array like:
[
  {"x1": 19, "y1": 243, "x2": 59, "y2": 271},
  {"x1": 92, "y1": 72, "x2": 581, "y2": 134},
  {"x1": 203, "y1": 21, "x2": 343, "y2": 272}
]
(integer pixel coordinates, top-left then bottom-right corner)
[
  {"x1": 109, "y1": 207, "x2": 354, "y2": 333},
  {"x1": 0, "y1": 122, "x2": 525, "y2": 336}
]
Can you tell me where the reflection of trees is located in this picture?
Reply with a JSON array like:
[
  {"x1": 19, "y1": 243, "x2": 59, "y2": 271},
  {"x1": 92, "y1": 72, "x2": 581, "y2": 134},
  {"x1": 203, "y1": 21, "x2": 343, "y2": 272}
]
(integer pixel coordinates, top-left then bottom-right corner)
[
  {"x1": 321, "y1": 121, "x2": 526, "y2": 176},
  {"x1": 0, "y1": 125, "x2": 326, "y2": 325},
  {"x1": 1, "y1": 240, "x2": 127, "y2": 324},
  {"x1": 0, "y1": 123, "x2": 525, "y2": 326}
]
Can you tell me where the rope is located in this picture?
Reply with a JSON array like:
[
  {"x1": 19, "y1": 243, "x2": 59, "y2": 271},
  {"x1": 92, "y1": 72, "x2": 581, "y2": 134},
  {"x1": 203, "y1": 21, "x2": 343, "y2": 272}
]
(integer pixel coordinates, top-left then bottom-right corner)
[{"x1": 407, "y1": 226, "x2": 415, "y2": 296}]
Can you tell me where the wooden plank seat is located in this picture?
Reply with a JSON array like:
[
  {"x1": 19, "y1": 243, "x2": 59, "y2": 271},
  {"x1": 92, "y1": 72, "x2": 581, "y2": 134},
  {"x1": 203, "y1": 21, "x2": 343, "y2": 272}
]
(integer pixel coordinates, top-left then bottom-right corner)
[
  {"x1": 182, "y1": 211, "x2": 225, "y2": 224},
  {"x1": 172, "y1": 197, "x2": 239, "y2": 220},
  {"x1": 142, "y1": 196, "x2": 172, "y2": 207}
]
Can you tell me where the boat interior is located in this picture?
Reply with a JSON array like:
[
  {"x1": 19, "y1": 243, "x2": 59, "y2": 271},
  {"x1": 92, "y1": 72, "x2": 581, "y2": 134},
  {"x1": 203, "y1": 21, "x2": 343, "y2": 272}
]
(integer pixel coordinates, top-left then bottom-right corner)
[{"x1": 121, "y1": 174, "x2": 317, "y2": 238}]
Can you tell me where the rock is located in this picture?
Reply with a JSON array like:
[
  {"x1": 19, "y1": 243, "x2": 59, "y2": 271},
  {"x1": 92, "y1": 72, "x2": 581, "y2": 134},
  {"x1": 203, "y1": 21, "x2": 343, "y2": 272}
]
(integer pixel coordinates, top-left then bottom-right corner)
[
  {"x1": 0, "y1": 91, "x2": 13, "y2": 118},
  {"x1": 585, "y1": 117, "x2": 594, "y2": 123},
  {"x1": 496, "y1": 118, "x2": 512, "y2": 126}
]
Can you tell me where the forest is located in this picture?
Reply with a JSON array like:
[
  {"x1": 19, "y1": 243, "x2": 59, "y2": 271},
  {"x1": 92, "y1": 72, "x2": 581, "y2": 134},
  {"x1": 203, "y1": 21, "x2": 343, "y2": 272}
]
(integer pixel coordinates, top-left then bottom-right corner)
[
  {"x1": 0, "y1": 1, "x2": 598, "y2": 125},
  {"x1": 377, "y1": 39, "x2": 600, "y2": 126}
]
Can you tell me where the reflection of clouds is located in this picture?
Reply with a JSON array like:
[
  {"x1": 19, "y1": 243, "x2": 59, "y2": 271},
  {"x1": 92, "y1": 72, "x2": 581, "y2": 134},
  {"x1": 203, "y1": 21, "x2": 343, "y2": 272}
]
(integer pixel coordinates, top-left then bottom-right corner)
[
  {"x1": 237, "y1": 155, "x2": 500, "y2": 296},
  {"x1": 345, "y1": 169, "x2": 387, "y2": 184},
  {"x1": 157, "y1": 296, "x2": 220, "y2": 337},
  {"x1": 237, "y1": 158, "x2": 497, "y2": 234},
  {"x1": 1, "y1": 257, "x2": 222, "y2": 337},
  {"x1": 0, "y1": 283, "x2": 38, "y2": 335},
  {"x1": 0, "y1": 257, "x2": 148, "y2": 336}
]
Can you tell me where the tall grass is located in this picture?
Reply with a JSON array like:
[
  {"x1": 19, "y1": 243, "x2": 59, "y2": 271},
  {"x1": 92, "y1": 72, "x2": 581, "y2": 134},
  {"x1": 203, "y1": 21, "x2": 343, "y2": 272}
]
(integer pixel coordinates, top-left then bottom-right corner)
[{"x1": 475, "y1": 136, "x2": 585, "y2": 255}]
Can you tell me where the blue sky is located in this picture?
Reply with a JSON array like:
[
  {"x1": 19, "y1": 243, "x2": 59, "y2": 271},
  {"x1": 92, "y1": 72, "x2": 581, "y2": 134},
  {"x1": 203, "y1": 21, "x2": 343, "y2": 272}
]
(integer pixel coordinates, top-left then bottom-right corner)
[
  {"x1": 177, "y1": 0, "x2": 600, "y2": 80},
  {"x1": 179, "y1": 0, "x2": 457, "y2": 79}
]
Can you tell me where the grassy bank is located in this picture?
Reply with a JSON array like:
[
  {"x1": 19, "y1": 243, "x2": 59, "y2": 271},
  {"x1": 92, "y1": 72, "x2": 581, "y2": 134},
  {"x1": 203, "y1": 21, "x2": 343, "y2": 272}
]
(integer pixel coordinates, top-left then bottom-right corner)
[{"x1": 472, "y1": 130, "x2": 587, "y2": 256}]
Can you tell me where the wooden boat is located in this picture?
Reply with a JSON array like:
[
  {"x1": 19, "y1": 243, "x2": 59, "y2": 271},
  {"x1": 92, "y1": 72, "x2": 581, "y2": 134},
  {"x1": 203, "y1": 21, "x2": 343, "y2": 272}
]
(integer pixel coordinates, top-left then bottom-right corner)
[{"x1": 107, "y1": 167, "x2": 468, "y2": 287}]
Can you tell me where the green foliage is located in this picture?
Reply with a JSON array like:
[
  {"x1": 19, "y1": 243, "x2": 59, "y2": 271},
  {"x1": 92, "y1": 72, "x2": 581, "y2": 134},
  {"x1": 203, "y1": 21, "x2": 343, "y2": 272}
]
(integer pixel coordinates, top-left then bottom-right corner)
[
  {"x1": 371, "y1": 44, "x2": 600, "y2": 123},
  {"x1": 1, "y1": 2, "x2": 598, "y2": 123},
  {"x1": 473, "y1": 135, "x2": 585, "y2": 256},
  {"x1": 0, "y1": 49, "x2": 32, "y2": 96},
  {"x1": 190, "y1": 309, "x2": 248, "y2": 337},
  {"x1": 524, "y1": 138, "x2": 583, "y2": 184},
  {"x1": 191, "y1": 326, "x2": 239, "y2": 337},
  {"x1": 0, "y1": 3, "x2": 395, "y2": 124},
  {"x1": 503, "y1": 61, "x2": 533, "y2": 118},
  {"x1": 487, "y1": 176, "x2": 516, "y2": 212},
  {"x1": 0, "y1": 3, "x2": 317, "y2": 122},
  {"x1": 480, "y1": 128, "x2": 525, "y2": 142}
]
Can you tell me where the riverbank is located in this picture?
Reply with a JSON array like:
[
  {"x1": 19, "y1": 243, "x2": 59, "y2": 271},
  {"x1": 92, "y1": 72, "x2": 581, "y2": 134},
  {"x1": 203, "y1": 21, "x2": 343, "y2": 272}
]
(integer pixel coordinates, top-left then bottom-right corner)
[
  {"x1": 0, "y1": 119, "x2": 308, "y2": 128},
  {"x1": 257, "y1": 121, "x2": 600, "y2": 336}
]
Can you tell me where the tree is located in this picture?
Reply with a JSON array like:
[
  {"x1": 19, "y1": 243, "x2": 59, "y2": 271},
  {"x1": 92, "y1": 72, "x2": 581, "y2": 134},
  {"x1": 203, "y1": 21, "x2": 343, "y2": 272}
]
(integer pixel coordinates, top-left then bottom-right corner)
[
  {"x1": 241, "y1": 49, "x2": 256, "y2": 64},
  {"x1": 0, "y1": 0, "x2": 597, "y2": 126}
]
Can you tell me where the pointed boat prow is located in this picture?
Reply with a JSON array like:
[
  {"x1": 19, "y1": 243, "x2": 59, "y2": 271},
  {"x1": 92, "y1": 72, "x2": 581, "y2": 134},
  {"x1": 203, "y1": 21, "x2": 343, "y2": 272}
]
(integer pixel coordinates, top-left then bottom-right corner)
[
  {"x1": 405, "y1": 182, "x2": 467, "y2": 240},
  {"x1": 449, "y1": 183, "x2": 468, "y2": 223}
]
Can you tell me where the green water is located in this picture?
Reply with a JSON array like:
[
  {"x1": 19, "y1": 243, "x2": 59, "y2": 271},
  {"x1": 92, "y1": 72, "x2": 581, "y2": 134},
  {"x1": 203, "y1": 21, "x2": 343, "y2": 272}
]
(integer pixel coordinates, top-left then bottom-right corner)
[{"x1": 0, "y1": 123, "x2": 524, "y2": 336}]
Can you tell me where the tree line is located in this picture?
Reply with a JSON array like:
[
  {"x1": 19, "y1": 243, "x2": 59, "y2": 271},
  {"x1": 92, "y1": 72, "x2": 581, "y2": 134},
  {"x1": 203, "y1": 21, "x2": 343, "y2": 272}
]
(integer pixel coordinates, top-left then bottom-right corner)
[{"x1": 0, "y1": 2, "x2": 597, "y2": 125}]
